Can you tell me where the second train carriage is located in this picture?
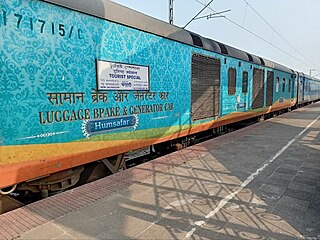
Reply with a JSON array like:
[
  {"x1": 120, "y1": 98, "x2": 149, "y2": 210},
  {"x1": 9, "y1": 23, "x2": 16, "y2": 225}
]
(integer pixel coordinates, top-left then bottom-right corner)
[
  {"x1": 297, "y1": 73, "x2": 320, "y2": 105},
  {"x1": 0, "y1": 0, "x2": 319, "y2": 194}
]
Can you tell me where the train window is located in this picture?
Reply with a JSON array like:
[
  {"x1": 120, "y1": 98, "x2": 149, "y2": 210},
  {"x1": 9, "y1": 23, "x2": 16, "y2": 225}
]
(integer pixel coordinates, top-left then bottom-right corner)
[
  {"x1": 276, "y1": 77, "x2": 280, "y2": 92},
  {"x1": 282, "y1": 78, "x2": 286, "y2": 92},
  {"x1": 288, "y1": 79, "x2": 291, "y2": 92},
  {"x1": 228, "y1": 68, "x2": 237, "y2": 95},
  {"x1": 242, "y1": 71, "x2": 248, "y2": 94}
]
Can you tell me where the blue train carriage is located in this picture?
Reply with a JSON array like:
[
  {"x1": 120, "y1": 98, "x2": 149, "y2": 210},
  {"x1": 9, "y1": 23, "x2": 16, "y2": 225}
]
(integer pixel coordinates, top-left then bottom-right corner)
[
  {"x1": 185, "y1": 39, "x2": 298, "y2": 133},
  {"x1": 1, "y1": 0, "x2": 201, "y2": 189},
  {"x1": 297, "y1": 73, "x2": 320, "y2": 105},
  {"x1": 0, "y1": 0, "x2": 300, "y2": 191}
]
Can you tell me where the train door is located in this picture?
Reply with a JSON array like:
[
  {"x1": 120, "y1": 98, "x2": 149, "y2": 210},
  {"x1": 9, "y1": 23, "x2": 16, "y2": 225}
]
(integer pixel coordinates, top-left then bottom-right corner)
[
  {"x1": 297, "y1": 73, "x2": 303, "y2": 103},
  {"x1": 302, "y1": 77, "x2": 306, "y2": 102},
  {"x1": 191, "y1": 53, "x2": 221, "y2": 121},
  {"x1": 290, "y1": 77, "x2": 294, "y2": 99}
]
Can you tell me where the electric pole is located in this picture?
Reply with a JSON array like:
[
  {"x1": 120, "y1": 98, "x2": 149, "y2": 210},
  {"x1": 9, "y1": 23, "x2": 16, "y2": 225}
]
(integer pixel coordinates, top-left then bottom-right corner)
[
  {"x1": 169, "y1": 0, "x2": 174, "y2": 24},
  {"x1": 310, "y1": 69, "x2": 315, "y2": 76}
]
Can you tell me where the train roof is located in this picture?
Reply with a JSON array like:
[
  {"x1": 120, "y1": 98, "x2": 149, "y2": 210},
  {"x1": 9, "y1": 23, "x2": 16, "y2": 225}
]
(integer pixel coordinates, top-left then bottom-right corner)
[
  {"x1": 298, "y1": 73, "x2": 320, "y2": 82},
  {"x1": 43, "y1": 0, "x2": 294, "y2": 74}
]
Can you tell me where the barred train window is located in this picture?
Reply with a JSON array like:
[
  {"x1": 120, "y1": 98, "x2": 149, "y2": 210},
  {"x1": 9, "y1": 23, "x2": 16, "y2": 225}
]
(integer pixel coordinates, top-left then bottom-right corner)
[
  {"x1": 191, "y1": 54, "x2": 221, "y2": 121},
  {"x1": 228, "y1": 68, "x2": 236, "y2": 95},
  {"x1": 276, "y1": 77, "x2": 280, "y2": 92},
  {"x1": 242, "y1": 71, "x2": 248, "y2": 94}
]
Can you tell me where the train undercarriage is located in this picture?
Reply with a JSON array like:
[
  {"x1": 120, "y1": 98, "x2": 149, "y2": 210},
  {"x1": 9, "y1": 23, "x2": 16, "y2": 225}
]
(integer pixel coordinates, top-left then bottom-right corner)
[{"x1": 0, "y1": 103, "x2": 314, "y2": 214}]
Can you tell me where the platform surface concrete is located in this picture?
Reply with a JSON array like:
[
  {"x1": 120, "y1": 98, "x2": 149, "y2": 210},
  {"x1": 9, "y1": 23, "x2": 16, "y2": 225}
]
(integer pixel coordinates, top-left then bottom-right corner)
[{"x1": 2, "y1": 103, "x2": 320, "y2": 240}]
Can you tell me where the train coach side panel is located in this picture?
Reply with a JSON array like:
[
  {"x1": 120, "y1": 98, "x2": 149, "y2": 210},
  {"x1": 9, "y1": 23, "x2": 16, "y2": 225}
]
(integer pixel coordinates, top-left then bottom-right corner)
[
  {"x1": 298, "y1": 76, "x2": 320, "y2": 104},
  {"x1": 0, "y1": 0, "x2": 305, "y2": 188},
  {"x1": 272, "y1": 70, "x2": 297, "y2": 109},
  {"x1": 0, "y1": 0, "x2": 194, "y2": 187}
]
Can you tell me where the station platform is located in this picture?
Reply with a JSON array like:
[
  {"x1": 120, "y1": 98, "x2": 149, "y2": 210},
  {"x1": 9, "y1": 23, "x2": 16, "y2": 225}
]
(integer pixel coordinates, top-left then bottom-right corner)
[{"x1": 0, "y1": 103, "x2": 319, "y2": 240}]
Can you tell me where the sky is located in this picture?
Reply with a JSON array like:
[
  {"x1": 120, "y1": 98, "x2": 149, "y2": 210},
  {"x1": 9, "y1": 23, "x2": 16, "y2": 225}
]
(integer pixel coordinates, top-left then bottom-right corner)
[{"x1": 110, "y1": 0, "x2": 320, "y2": 76}]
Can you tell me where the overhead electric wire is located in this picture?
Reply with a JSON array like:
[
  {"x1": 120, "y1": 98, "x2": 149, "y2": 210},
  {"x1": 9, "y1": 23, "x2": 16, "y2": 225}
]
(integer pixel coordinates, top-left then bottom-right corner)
[
  {"x1": 183, "y1": 0, "x2": 215, "y2": 29},
  {"x1": 242, "y1": 0, "x2": 318, "y2": 68},
  {"x1": 192, "y1": 0, "x2": 314, "y2": 68},
  {"x1": 194, "y1": 9, "x2": 230, "y2": 21},
  {"x1": 242, "y1": 3, "x2": 247, "y2": 27}
]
